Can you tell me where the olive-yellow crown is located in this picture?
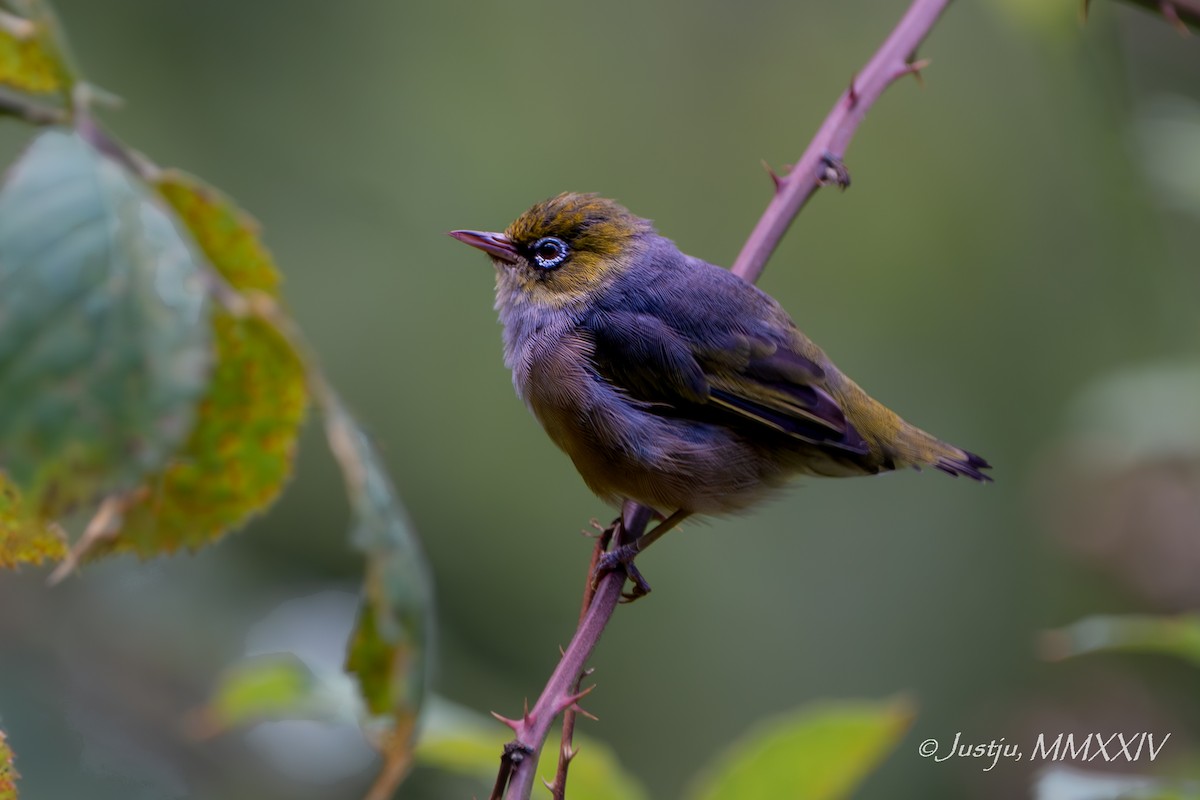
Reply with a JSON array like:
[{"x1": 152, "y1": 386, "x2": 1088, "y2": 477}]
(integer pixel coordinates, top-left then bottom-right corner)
[
  {"x1": 469, "y1": 192, "x2": 652, "y2": 305},
  {"x1": 506, "y1": 192, "x2": 650, "y2": 260}
]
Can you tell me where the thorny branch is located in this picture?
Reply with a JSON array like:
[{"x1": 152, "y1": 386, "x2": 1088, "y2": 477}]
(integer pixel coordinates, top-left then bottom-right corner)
[
  {"x1": 494, "y1": 503, "x2": 652, "y2": 800},
  {"x1": 731, "y1": 0, "x2": 952, "y2": 283},
  {"x1": 547, "y1": 526, "x2": 611, "y2": 799},
  {"x1": 489, "y1": 1, "x2": 955, "y2": 797}
]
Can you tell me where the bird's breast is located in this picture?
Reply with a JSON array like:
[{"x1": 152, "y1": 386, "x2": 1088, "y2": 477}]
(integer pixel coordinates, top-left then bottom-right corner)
[{"x1": 495, "y1": 280, "x2": 574, "y2": 392}]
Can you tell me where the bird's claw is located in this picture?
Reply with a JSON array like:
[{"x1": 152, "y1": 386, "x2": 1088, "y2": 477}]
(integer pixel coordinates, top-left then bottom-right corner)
[
  {"x1": 618, "y1": 558, "x2": 651, "y2": 602},
  {"x1": 592, "y1": 543, "x2": 652, "y2": 601}
]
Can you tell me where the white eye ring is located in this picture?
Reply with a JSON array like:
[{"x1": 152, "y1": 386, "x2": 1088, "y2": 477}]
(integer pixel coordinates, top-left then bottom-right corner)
[{"x1": 532, "y1": 236, "x2": 569, "y2": 269}]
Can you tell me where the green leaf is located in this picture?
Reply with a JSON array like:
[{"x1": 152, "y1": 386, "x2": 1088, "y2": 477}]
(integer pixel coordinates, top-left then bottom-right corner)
[
  {"x1": 325, "y1": 396, "x2": 433, "y2": 789},
  {"x1": 95, "y1": 173, "x2": 305, "y2": 557},
  {"x1": 213, "y1": 653, "x2": 318, "y2": 724},
  {"x1": 415, "y1": 697, "x2": 650, "y2": 800},
  {"x1": 687, "y1": 698, "x2": 914, "y2": 800},
  {"x1": 0, "y1": 129, "x2": 211, "y2": 515},
  {"x1": 333, "y1": 400, "x2": 432, "y2": 719},
  {"x1": 0, "y1": 473, "x2": 65, "y2": 567},
  {"x1": 198, "y1": 652, "x2": 359, "y2": 735},
  {"x1": 0, "y1": 729, "x2": 17, "y2": 800},
  {"x1": 1042, "y1": 613, "x2": 1200, "y2": 667},
  {"x1": 558, "y1": 735, "x2": 652, "y2": 800},
  {"x1": 980, "y1": 0, "x2": 1077, "y2": 37}
]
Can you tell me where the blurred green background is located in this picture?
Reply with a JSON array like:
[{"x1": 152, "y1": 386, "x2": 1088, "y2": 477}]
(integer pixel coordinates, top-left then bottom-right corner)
[{"x1": 2, "y1": 1, "x2": 1199, "y2": 798}]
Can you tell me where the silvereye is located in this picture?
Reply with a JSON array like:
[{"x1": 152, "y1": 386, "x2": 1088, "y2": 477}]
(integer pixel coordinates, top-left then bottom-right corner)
[{"x1": 452, "y1": 193, "x2": 989, "y2": 568}]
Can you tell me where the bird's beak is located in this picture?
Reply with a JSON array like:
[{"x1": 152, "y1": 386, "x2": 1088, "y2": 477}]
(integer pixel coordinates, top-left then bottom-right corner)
[{"x1": 448, "y1": 230, "x2": 519, "y2": 265}]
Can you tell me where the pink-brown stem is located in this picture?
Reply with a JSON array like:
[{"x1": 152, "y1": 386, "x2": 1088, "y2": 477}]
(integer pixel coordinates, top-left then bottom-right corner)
[
  {"x1": 731, "y1": 0, "x2": 952, "y2": 282},
  {"x1": 495, "y1": 503, "x2": 652, "y2": 800},
  {"x1": 548, "y1": 526, "x2": 613, "y2": 798}
]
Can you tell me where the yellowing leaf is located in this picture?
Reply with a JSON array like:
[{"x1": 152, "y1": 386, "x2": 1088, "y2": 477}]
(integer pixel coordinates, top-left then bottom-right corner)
[
  {"x1": 0, "y1": 129, "x2": 212, "y2": 516},
  {"x1": 0, "y1": 729, "x2": 17, "y2": 800},
  {"x1": 94, "y1": 172, "x2": 307, "y2": 557},
  {"x1": 0, "y1": 473, "x2": 65, "y2": 567},
  {"x1": 157, "y1": 171, "x2": 280, "y2": 295},
  {"x1": 97, "y1": 314, "x2": 305, "y2": 556},
  {"x1": 0, "y1": 20, "x2": 61, "y2": 94},
  {"x1": 688, "y1": 698, "x2": 914, "y2": 800}
]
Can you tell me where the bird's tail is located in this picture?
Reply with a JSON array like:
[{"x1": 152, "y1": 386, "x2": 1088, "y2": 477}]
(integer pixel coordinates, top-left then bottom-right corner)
[
  {"x1": 832, "y1": 376, "x2": 992, "y2": 482},
  {"x1": 892, "y1": 422, "x2": 992, "y2": 482}
]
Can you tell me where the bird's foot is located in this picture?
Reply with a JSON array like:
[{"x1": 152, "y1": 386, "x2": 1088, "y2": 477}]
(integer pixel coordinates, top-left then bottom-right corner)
[{"x1": 593, "y1": 543, "x2": 652, "y2": 602}]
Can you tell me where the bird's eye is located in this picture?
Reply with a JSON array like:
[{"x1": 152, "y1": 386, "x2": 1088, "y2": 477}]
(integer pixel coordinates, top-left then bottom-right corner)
[{"x1": 531, "y1": 236, "x2": 568, "y2": 269}]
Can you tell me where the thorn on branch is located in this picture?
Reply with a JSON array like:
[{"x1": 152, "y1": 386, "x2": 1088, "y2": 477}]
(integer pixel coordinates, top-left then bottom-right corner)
[
  {"x1": 572, "y1": 704, "x2": 600, "y2": 722},
  {"x1": 761, "y1": 159, "x2": 784, "y2": 192},
  {"x1": 491, "y1": 711, "x2": 523, "y2": 733},
  {"x1": 899, "y1": 58, "x2": 932, "y2": 87},
  {"x1": 553, "y1": 684, "x2": 596, "y2": 717},
  {"x1": 817, "y1": 152, "x2": 851, "y2": 191},
  {"x1": 847, "y1": 74, "x2": 860, "y2": 107}
]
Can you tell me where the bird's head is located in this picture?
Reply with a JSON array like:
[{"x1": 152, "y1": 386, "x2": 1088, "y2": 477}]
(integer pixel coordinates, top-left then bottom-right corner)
[{"x1": 451, "y1": 192, "x2": 652, "y2": 308}]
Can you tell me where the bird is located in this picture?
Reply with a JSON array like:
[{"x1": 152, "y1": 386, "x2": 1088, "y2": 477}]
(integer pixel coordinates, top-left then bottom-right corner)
[{"x1": 451, "y1": 192, "x2": 989, "y2": 592}]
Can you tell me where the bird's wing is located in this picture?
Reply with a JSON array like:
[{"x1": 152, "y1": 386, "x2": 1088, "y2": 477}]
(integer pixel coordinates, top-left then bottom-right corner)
[{"x1": 583, "y1": 311, "x2": 869, "y2": 454}]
